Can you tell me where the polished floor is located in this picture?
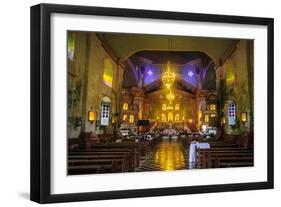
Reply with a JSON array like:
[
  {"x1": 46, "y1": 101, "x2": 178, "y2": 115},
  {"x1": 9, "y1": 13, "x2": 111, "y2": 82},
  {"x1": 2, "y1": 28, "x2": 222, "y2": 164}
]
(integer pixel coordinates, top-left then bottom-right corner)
[{"x1": 138, "y1": 138, "x2": 189, "y2": 171}]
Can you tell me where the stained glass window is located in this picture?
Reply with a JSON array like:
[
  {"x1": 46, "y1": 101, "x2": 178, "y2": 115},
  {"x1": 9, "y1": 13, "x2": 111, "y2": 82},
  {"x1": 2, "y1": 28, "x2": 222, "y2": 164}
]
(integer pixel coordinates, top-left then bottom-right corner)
[
  {"x1": 67, "y1": 32, "x2": 75, "y2": 61},
  {"x1": 226, "y1": 62, "x2": 235, "y2": 87},
  {"x1": 103, "y1": 58, "x2": 113, "y2": 88}
]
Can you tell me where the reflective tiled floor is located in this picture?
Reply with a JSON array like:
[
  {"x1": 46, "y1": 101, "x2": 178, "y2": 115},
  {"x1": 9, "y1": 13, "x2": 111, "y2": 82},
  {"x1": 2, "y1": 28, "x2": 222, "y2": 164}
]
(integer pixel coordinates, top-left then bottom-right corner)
[{"x1": 138, "y1": 138, "x2": 189, "y2": 171}]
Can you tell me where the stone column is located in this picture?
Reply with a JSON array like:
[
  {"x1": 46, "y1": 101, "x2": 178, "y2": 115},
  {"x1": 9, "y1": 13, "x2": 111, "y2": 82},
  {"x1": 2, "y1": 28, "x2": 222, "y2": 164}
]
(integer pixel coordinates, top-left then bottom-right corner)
[
  {"x1": 78, "y1": 33, "x2": 91, "y2": 148},
  {"x1": 246, "y1": 40, "x2": 254, "y2": 135},
  {"x1": 116, "y1": 59, "x2": 124, "y2": 128}
]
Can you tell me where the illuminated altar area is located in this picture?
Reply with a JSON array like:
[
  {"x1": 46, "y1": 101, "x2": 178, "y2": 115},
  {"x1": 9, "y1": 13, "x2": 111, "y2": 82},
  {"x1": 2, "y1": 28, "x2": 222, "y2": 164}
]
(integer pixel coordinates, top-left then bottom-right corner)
[{"x1": 67, "y1": 31, "x2": 254, "y2": 173}]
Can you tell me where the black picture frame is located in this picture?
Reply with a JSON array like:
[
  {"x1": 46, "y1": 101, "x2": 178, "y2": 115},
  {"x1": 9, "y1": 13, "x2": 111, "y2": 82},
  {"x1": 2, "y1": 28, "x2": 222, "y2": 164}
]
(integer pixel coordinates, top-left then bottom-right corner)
[{"x1": 30, "y1": 3, "x2": 274, "y2": 204}]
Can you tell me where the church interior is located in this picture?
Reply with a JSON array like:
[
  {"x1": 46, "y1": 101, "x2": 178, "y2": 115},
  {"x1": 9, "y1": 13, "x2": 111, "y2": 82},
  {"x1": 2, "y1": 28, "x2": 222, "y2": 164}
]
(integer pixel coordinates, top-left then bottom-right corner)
[{"x1": 67, "y1": 31, "x2": 254, "y2": 175}]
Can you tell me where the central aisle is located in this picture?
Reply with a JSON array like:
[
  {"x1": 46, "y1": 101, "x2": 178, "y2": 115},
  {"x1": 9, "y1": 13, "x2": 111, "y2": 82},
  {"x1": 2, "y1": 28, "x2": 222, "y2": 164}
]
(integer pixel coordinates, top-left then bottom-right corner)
[{"x1": 138, "y1": 138, "x2": 189, "y2": 171}]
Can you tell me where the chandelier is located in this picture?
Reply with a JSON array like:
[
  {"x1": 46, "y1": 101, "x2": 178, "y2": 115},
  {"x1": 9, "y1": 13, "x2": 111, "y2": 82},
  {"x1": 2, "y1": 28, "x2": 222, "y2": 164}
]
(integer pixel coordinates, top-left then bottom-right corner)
[
  {"x1": 166, "y1": 90, "x2": 175, "y2": 103},
  {"x1": 162, "y1": 61, "x2": 175, "y2": 89}
]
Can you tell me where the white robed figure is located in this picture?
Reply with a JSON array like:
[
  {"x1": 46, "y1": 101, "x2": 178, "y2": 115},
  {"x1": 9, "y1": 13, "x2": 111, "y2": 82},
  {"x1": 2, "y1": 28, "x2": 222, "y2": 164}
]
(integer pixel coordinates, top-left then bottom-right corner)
[
  {"x1": 189, "y1": 141, "x2": 210, "y2": 169},
  {"x1": 189, "y1": 141, "x2": 198, "y2": 163}
]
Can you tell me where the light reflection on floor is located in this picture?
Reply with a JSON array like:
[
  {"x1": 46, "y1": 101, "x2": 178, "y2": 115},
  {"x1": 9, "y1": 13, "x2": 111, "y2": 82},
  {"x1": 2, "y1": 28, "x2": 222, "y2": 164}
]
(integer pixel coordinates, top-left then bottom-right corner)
[
  {"x1": 139, "y1": 138, "x2": 188, "y2": 171},
  {"x1": 155, "y1": 139, "x2": 186, "y2": 170}
]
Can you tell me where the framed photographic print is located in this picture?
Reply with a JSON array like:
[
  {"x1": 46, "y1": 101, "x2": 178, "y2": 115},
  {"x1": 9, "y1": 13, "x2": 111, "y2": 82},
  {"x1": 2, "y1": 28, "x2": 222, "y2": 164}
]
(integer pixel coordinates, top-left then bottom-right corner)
[{"x1": 30, "y1": 3, "x2": 274, "y2": 203}]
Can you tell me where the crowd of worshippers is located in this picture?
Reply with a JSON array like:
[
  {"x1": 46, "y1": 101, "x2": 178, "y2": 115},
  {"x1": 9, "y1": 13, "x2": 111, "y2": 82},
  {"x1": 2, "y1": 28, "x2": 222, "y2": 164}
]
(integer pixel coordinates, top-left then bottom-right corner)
[
  {"x1": 119, "y1": 131, "x2": 158, "y2": 142},
  {"x1": 118, "y1": 128, "x2": 201, "y2": 143}
]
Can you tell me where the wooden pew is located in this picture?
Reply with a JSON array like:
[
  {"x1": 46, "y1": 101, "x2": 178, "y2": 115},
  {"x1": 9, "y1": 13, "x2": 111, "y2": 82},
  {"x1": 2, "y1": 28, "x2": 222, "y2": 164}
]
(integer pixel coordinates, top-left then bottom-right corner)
[
  {"x1": 68, "y1": 159, "x2": 117, "y2": 175},
  {"x1": 69, "y1": 149, "x2": 135, "y2": 171},
  {"x1": 68, "y1": 154, "x2": 129, "y2": 172},
  {"x1": 206, "y1": 152, "x2": 253, "y2": 168},
  {"x1": 197, "y1": 147, "x2": 253, "y2": 169},
  {"x1": 89, "y1": 143, "x2": 141, "y2": 167},
  {"x1": 215, "y1": 156, "x2": 254, "y2": 168},
  {"x1": 68, "y1": 137, "x2": 161, "y2": 175},
  {"x1": 68, "y1": 156, "x2": 126, "y2": 174}
]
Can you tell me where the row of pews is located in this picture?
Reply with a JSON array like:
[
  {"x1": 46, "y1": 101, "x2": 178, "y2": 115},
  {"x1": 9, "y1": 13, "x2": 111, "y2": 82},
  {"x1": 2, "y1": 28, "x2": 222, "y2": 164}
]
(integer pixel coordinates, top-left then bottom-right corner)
[
  {"x1": 197, "y1": 142, "x2": 254, "y2": 168},
  {"x1": 68, "y1": 137, "x2": 160, "y2": 175}
]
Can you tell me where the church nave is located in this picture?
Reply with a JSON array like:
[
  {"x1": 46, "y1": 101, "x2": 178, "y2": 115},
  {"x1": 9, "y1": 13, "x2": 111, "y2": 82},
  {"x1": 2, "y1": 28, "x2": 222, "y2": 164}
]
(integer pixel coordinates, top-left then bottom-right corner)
[
  {"x1": 67, "y1": 31, "x2": 254, "y2": 175},
  {"x1": 138, "y1": 138, "x2": 188, "y2": 172}
]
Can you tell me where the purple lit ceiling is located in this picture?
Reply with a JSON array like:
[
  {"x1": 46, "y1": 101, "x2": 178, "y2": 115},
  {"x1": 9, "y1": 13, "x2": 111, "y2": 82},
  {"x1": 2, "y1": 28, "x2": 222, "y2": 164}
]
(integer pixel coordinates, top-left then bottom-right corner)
[
  {"x1": 122, "y1": 50, "x2": 215, "y2": 93},
  {"x1": 181, "y1": 64, "x2": 199, "y2": 88},
  {"x1": 142, "y1": 64, "x2": 161, "y2": 86}
]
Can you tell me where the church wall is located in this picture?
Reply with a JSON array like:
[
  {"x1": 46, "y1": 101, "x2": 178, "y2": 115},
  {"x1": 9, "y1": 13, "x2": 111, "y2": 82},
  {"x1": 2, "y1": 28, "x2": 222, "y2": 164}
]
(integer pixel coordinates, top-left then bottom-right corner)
[
  {"x1": 85, "y1": 33, "x2": 118, "y2": 134},
  {"x1": 67, "y1": 32, "x2": 88, "y2": 139},
  {"x1": 217, "y1": 40, "x2": 253, "y2": 137},
  {"x1": 67, "y1": 32, "x2": 123, "y2": 140}
]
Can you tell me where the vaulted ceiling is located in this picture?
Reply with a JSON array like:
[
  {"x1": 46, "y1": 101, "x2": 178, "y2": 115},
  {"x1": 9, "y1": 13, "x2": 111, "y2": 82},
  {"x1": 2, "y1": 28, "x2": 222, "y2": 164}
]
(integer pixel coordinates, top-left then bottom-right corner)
[
  {"x1": 122, "y1": 50, "x2": 216, "y2": 94},
  {"x1": 98, "y1": 32, "x2": 235, "y2": 94},
  {"x1": 100, "y1": 33, "x2": 236, "y2": 61}
]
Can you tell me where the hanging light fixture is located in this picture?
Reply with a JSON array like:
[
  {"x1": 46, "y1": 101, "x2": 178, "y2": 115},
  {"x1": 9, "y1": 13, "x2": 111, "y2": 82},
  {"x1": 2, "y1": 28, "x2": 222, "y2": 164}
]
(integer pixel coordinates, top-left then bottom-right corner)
[
  {"x1": 162, "y1": 61, "x2": 176, "y2": 89},
  {"x1": 162, "y1": 36, "x2": 176, "y2": 89}
]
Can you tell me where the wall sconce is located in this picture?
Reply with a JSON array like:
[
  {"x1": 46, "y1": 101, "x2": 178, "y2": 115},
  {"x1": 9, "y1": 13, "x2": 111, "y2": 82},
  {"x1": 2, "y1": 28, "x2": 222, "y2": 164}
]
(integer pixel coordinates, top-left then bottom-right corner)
[
  {"x1": 222, "y1": 117, "x2": 226, "y2": 125},
  {"x1": 241, "y1": 112, "x2": 247, "y2": 124},
  {"x1": 112, "y1": 113, "x2": 119, "y2": 124},
  {"x1": 111, "y1": 116, "x2": 115, "y2": 124},
  {"x1": 88, "y1": 107, "x2": 95, "y2": 123}
]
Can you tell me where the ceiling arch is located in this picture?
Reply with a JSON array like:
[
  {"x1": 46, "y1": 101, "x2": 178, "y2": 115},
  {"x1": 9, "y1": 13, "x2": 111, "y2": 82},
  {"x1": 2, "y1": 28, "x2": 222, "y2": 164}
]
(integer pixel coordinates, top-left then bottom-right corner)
[{"x1": 100, "y1": 33, "x2": 236, "y2": 61}]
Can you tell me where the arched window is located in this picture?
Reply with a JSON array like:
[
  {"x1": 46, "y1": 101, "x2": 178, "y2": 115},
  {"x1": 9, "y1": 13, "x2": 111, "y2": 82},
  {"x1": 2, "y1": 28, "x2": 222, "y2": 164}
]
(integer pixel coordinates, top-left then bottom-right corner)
[
  {"x1": 67, "y1": 32, "x2": 75, "y2": 61},
  {"x1": 228, "y1": 102, "x2": 236, "y2": 125},
  {"x1": 161, "y1": 113, "x2": 166, "y2": 122},
  {"x1": 103, "y1": 58, "x2": 113, "y2": 88},
  {"x1": 175, "y1": 104, "x2": 180, "y2": 110},
  {"x1": 168, "y1": 112, "x2": 173, "y2": 121},
  {"x1": 129, "y1": 115, "x2": 134, "y2": 123},
  {"x1": 101, "y1": 97, "x2": 111, "y2": 126},
  {"x1": 205, "y1": 115, "x2": 209, "y2": 123},
  {"x1": 175, "y1": 114, "x2": 180, "y2": 121},
  {"x1": 226, "y1": 61, "x2": 236, "y2": 87},
  {"x1": 123, "y1": 114, "x2": 127, "y2": 121},
  {"x1": 162, "y1": 104, "x2": 167, "y2": 110},
  {"x1": 210, "y1": 104, "x2": 216, "y2": 110},
  {"x1": 123, "y1": 103, "x2": 128, "y2": 110}
]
